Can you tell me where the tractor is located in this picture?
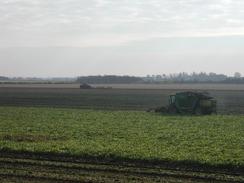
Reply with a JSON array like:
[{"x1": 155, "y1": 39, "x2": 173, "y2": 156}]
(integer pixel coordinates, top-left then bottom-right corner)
[{"x1": 153, "y1": 91, "x2": 217, "y2": 115}]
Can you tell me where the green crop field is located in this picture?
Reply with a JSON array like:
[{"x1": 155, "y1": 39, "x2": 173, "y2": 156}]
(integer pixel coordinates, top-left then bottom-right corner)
[{"x1": 0, "y1": 106, "x2": 243, "y2": 182}]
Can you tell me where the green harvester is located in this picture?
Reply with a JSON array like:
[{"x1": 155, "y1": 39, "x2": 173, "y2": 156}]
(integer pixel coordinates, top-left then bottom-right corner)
[{"x1": 154, "y1": 91, "x2": 217, "y2": 115}]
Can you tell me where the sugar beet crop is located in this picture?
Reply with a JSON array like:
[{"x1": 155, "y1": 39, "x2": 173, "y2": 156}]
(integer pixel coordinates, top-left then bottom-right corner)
[
  {"x1": 0, "y1": 106, "x2": 243, "y2": 182},
  {"x1": 0, "y1": 107, "x2": 243, "y2": 167}
]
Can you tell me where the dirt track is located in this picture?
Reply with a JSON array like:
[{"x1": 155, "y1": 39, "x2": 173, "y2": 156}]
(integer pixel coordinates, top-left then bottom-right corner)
[{"x1": 0, "y1": 151, "x2": 243, "y2": 183}]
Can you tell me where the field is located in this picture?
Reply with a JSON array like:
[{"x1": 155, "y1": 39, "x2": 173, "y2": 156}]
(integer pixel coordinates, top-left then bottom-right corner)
[
  {"x1": 0, "y1": 86, "x2": 244, "y2": 114},
  {"x1": 0, "y1": 84, "x2": 244, "y2": 182},
  {"x1": 0, "y1": 106, "x2": 243, "y2": 182}
]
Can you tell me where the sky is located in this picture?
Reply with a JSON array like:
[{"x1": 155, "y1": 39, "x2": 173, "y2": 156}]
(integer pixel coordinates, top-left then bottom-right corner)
[{"x1": 0, "y1": 0, "x2": 244, "y2": 77}]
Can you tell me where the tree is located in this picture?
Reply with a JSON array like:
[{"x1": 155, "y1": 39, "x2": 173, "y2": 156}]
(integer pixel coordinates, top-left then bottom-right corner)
[{"x1": 234, "y1": 72, "x2": 241, "y2": 78}]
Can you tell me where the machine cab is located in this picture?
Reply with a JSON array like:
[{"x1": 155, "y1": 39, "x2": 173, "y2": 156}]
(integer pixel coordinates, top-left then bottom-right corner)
[{"x1": 169, "y1": 95, "x2": 176, "y2": 104}]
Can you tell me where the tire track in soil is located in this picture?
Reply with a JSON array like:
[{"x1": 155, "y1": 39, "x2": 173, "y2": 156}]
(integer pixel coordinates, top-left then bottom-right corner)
[{"x1": 0, "y1": 156, "x2": 243, "y2": 183}]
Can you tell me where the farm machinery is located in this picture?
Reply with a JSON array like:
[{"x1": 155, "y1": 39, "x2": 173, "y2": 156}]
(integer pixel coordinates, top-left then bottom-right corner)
[{"x1": 152, "y1": 91, "x2": 217, "y2": 115}]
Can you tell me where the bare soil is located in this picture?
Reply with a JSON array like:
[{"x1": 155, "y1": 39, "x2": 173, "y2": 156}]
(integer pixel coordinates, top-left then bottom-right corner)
[{"x1": 0, "y1": 150, "x2": 243, "y2": 183}]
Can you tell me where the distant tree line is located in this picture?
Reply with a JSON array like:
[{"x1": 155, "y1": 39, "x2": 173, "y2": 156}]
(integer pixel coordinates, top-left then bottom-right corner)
[
  {"x1": 0, "y1": 76, "x2": 9, "y2": 80},
  {"x1": 1, "y1": 72, "x2": 244, "y2": 84},
  {"x1": 77, "y1": 75, "x2": 143, "y2": 84},
  {"x1": 223, "y1": 77, "x2": 244, "y2": 84},
  {"x1": 77, "y1": 72, "x2": 244, "y2": 84},
  {"x1": 143, "y1": 72, "x2": 244, "y2": 84}
]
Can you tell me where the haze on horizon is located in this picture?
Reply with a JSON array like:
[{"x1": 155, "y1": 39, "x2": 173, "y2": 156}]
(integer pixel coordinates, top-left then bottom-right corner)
[{"x1": 0, "y1": 0, "x2": 244, "y2": 77}]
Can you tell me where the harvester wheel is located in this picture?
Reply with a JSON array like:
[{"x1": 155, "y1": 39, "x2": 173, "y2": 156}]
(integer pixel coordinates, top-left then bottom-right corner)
[
  {"x1": 168, "y1": 104, "x2": 177, "y2": 114},
  {"x1": 195, "y1": 107, "x2": 202, "y2": 115}
]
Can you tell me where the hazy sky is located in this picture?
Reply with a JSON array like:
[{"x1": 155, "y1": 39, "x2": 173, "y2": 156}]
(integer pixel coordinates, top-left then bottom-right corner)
[{"x1": 0, "y1": 0, "x2": 244, "y2": 77}]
